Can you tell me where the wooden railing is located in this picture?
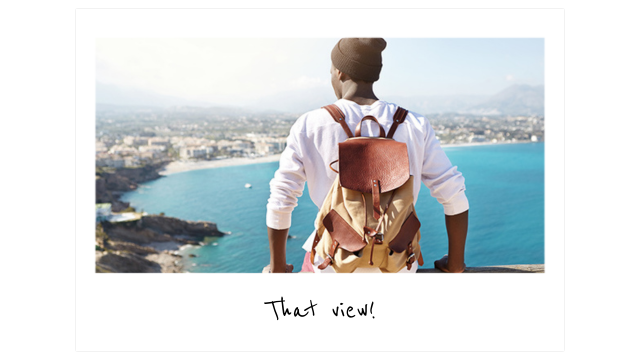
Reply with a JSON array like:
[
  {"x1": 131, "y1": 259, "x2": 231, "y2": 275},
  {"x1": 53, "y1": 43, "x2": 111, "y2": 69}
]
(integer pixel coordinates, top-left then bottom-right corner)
[
  {"x1": 416, "y1": 264, "x2": 544, "y2": 273},
  {"x1": 288, "y1": 264, "x2": 544, "y2": 273}
]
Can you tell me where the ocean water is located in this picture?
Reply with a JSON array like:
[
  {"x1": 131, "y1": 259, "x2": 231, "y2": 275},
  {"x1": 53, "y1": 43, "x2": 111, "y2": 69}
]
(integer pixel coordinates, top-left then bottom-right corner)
[{"x1": 121, "y1": 142, "x2": 544, "y2": 273}]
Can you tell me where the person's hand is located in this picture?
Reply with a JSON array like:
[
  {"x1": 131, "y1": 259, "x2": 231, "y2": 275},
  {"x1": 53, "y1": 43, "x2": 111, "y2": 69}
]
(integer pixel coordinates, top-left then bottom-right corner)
[
  {"x1": 434, "y1": 254, "x2": 465, "y2": 273},
  {"x1": 262, "y1": 264, "x2": 294, "y2": 273}
]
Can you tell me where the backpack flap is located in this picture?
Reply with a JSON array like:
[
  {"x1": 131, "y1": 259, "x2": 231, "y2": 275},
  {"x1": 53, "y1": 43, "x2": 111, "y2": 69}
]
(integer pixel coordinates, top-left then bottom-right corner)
[
  {"x1": 338, "y1": 139, "x2": 409, "y2": 193},
  {"x1": 388, "y1": 211, "x2": 421, "y2": 253},
  {"x1": 338, "y1": 138, "x2": 410, "y2": 194},
  {"x1": 322, "y1": 209, "x2": 367, "y2": 252}
]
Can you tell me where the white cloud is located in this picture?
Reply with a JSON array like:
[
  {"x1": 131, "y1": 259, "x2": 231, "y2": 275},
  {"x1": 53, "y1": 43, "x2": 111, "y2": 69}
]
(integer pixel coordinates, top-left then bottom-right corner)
[{"x1": 506, "y1": 74, "x2": 515, "y2": 81}]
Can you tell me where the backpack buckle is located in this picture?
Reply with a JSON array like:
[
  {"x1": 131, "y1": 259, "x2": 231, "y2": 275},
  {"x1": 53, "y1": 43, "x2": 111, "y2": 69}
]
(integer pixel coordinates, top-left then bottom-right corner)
[
  {"x1": 364, "y1": 227, "x2": 384, "y2": 244},
  {"x1": 373, "y1": 233, "x2": 384, "y2": 244},
  {"x1": 405, "y1": 253, "x2": 416, "y2": 271}
]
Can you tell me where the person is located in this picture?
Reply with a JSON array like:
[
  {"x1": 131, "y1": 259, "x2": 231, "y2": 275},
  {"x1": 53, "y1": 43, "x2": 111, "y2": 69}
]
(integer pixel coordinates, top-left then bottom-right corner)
[{"x1": 265, "y1": 38, "x2": 469, "y2": 273}]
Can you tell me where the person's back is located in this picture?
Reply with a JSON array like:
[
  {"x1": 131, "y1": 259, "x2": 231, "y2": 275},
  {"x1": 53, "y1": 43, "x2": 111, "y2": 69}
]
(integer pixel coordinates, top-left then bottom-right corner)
[{"x1": 266, "y1": 38, "x2": 469, "y2": 273}]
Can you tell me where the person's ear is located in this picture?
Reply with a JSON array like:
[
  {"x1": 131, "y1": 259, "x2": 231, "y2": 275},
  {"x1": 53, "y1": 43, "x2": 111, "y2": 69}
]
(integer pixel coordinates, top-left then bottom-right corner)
[{"x1": 336, "y1": 69, "x2": 347, "y2": 82}]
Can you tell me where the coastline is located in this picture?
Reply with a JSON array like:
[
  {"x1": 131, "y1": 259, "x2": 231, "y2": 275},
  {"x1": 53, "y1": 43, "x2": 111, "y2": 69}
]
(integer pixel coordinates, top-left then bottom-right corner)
[
  {"x1": 159, "y1": 154, "x2": 282, "y2": 175},
  {"x1": 441, "y1": 140, "x2": 535, "y2": 148},
  {"x1": 95, "y1": 215, "x2": 225, "y2": 273},
  {"x1": 107, "y1": 141, "x2": 544, "y2": 273},
  {"x1": 159, "y1": 141, "x2": 538, "y2": 175}
]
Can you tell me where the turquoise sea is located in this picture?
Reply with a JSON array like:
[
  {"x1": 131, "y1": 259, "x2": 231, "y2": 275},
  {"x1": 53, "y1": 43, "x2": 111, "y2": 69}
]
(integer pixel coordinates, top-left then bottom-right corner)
[{"x1": 121, "y1": 142, "x2": 544, "y2": 273}]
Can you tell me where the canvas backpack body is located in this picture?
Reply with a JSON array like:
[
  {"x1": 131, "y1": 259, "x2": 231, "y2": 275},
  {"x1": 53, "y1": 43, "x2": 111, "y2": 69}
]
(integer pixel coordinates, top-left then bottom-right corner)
[{"x1": 310, "y1": 104, "x2": 425, "y2": 273}]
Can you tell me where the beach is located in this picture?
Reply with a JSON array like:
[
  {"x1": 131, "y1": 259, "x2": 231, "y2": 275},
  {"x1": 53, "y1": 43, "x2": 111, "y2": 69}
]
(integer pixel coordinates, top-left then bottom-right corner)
[
  {"x1": 159, "y1": 154, "x2": 282, "y2": 175},
  {"x1": 158, "y1": 141, "x2": 533, "y2": 176}
]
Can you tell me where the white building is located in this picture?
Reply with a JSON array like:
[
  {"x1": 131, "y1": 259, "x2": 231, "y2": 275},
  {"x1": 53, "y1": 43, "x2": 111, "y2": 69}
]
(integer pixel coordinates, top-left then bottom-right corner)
[
  {"x1": 96, "y1": 203, "x2": 112, "y2": 222},
  {"x1": 108, "y1": 144, "x2": 137, "y2": 156},
  {"x1": 124, "y1": 156, "x2": 141, "y2": 167},
  {"x1": 138, "y1": 145, "x2": 166, "y2": 153},
  {"x1": 468, "y1": 135, "x2": 486, "y2": 143},
  {"x1": 252, "y1": 137, "x2": 287, "y2": 155},
  {"x1": 180, "y1": 146, "x2": 213, "y2": 160},
  {"x1": 123, "y1": 136, "x2": 149, "y2": 147},
  {"x1": 96, "y1": 141, "x2": 108, "y2": 154},
  {"x1": 96, "y1": 154, "x2": 125, "y2": 168},
  {"x1": 148, "y1": 137, "x2": 170, "y2": 147},
  {"x1": 232, "y1": 140, "x2": 252, "y2": 150},
  {"x1": 255, "y1": 142, "x2": 276, "y2": 155}
]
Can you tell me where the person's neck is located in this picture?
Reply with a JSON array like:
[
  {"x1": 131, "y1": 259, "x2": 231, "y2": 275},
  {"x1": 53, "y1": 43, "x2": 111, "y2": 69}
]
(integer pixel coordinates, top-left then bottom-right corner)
[{"x1": 340, "y1": 83, "x2": 378, "y2": 106}]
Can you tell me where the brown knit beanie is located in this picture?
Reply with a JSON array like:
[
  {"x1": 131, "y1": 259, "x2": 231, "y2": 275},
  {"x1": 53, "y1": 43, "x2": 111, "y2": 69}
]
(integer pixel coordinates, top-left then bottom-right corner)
[{"x1": 331, "y1": 38, "x2": 387, "y2": 82}]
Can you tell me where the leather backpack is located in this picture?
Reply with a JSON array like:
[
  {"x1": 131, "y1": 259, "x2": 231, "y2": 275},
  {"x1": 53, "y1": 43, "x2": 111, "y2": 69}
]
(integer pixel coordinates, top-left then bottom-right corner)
[{"x1": 310, "y1": 104, "x2": 425, "y2": 273}]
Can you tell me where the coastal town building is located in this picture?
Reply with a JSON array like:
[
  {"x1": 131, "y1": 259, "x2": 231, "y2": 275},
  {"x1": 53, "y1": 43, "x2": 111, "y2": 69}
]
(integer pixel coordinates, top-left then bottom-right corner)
[
  {"x1": 123, "y1": 136, "x2": 149, "y2": 147},
  {"x1": 96, "y1": 153, "x2": 125, "y2": 168},
  {"x1": 138, "y1": 145, "x2": 166, "y2": 153},
  {"x1": 255, "y1": 142, "x2": 276, "y2": 155},
  {"x1": 96, "y1": 141, "x2": 108, "y2": 153},
  {"x1": 108, "y1": 144, "x2": 137, "y2": 156},
  {"x1": 96, "y1": 108, "x2": 543, "y2": 172},
  {"x1": 148, "y1": 137, "x2": 171, "y2": 147},
  {"x1": 96, "y1": 203, "x2": 112, "y2": 222},
  {"x1": 254, "y1": 137, "x2": 287, "y2": 155},
  {"x1": 95, "y1": 203, "x2": 143, "y2": 223},
  {"x1": 124, "y1": 156, "x2": 141, "y2": 167},
  {"x1": 179, "y1": 146, "x2": 215, "y2": 160}
]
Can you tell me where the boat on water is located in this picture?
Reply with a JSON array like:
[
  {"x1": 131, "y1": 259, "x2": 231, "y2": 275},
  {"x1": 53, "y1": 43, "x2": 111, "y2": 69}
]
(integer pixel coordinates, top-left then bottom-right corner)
[{"x1": 245, "y1": 183, "x2": 252, "y2": 189}]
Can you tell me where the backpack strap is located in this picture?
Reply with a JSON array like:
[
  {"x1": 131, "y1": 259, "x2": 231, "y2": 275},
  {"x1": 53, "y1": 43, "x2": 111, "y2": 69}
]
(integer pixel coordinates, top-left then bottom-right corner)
[
  {"x1": 324, "y1": 104, "x2": 407, "y2": 139},
  {"x1": 318, "y1": 239, "x2": 339, "y2": 270},
  {"x1": 355, "y1": 116, "x2": 386, "y2": 138},
  {"x1": 309, "y1": 231, "x2": 321, "y2": 266},
  {"x1": 322, "y1": 104, "x2": 354, "y2": 138},
  {"x1": 386, "y1": 107, "x2": 409, "y2": 139}
]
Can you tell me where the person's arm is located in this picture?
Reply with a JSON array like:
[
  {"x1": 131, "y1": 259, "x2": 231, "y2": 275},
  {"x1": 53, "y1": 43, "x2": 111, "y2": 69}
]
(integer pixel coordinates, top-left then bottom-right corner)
[
  {"x1": 268, "y1": 227, "x2": 293, "y2": 273},
  {"x1": 265, "y1": 119, "x2": 307, "y2": 273},
  {"x1": 418, "y1": 115, "x2": 470, "y2": 272},
  {"x1": 434, "y1": 210, "x2": 468, "y2": 273}
]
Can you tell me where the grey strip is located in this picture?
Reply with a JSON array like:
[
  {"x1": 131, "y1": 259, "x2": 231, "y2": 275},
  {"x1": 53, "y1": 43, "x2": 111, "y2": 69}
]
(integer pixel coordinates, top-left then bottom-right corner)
[
  {"x1": 564, "y1": 269, "x2": 640, "y2": 274},
  {"x1": 0, "y1": 270, "x2": 76, "y2": 275}
]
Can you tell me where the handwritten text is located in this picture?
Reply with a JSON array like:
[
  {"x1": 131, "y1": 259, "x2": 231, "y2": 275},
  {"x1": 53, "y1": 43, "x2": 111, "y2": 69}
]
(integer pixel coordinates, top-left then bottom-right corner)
[{"x1": 264, "y1": 297, "x2": 375, "y2": 320}]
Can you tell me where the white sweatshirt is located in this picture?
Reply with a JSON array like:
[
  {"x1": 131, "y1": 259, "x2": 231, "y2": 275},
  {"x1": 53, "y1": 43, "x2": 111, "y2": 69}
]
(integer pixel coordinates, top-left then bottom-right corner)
[{"x1": 266, "y1": 99, "x2": 469, "y2": 237}]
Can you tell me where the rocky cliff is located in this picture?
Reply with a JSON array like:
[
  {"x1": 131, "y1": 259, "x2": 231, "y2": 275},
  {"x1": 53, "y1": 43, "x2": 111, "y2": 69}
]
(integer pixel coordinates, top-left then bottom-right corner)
[
  {"x1": 95, "y1": 162, "x2": 227, "y2": 273},
  {"x1": 96, "y1": 215, "x2": 225, "y2": 273},
  {"x1": 95, "y1": 162, "x2": 168, "y2": 211}
]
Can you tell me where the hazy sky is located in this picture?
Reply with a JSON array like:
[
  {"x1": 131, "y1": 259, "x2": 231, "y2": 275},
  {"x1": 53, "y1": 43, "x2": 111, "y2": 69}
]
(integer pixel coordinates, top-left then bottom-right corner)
[{"x1": 97, "y1": 38, "x2": 544, "y2": 106}]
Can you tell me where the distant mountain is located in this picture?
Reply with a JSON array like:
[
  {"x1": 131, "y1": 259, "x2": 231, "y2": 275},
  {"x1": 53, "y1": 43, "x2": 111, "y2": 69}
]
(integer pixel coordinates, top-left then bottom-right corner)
[
  {"x1": 96, "y1": 82, "x2": 214, "y2": 108},
  {"x1": 386, "y1": 85, "x2": 544, "y2": 116},
  {"x1": 247, "y1": 87, "x2": 338, "y2": 114},
  {"x1": 465, "y1": 84, "x2": 544, "y2": 116},
  {"x1": 383, "y1": 94, "x2": 490, "y2": 115},
  {"x1": 96, "y1": 81, "x2": 544, "y2": 116}
]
